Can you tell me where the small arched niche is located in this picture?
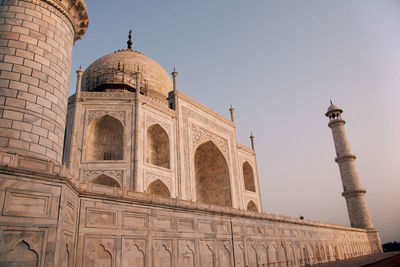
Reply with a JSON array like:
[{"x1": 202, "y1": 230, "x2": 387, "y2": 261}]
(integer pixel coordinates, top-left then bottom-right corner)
[
  {"x1": 85, "y1": 115, "x2": 123, "y2": 161},
  {"x1": 146, "y1": 124, "x2": 170, "y2": 168},
  {"x1": 243, "y1": 161, "x2": 256, "y2": 192},
  {"x1": 147, "y1": 179, "x2": 171, "y2": 198},
  {"x1": 247, "y1": 200, "x2": 258, "y2": 212},
  {"x1": 91, "y1": 174, "x2": 121, "y2": 188},
  {"x1": 194, "y1": 140, "x2": 232, "y2": 207},
  {"x1": 0, "y1": 240, "x2": 38, "y2": 266}
]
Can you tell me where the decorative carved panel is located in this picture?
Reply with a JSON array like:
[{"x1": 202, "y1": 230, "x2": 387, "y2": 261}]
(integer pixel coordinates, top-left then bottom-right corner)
[
  {"x1": 88, "y1": 110, "x2": 126, "y2": 125},
  {"x1": 122, "y1": 238, "x2": 145, "y2": 267},
  {"x1": 83, "y1": 236, "x2": 115, "y2": 267},
  {"x1": 200, "y1": 240, "x2": 215, "y2": 267},
  {"x1": 192, "y1": 125, "x2": 229, "y2": 158},
  {"x1": 153, "y1": 239, "x2": 172, "y2": 267},
  {"x1": 178, "y1": 240, "x2": 195, "y2": 267},
  {"x1": 81, "y1": 169, "x2": 124, "y2": 186},
  {"x1": 145, "y1": 172, "x2": 172, "y2": 193},
  {"x1": 3, "y1": 188, "x2": 52, "y2": 218},
  {"x1": 0, "y1": 228, "x2": 44, "y2": 266},
  {"x1": 145, "y1": 116, "x2": 170, "y2": 133}
]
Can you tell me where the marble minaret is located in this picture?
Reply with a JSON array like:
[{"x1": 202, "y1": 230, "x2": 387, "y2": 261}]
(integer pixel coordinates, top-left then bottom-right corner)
[{"x1": 326, "y1": 102, "x2": 374, "y2": 229}]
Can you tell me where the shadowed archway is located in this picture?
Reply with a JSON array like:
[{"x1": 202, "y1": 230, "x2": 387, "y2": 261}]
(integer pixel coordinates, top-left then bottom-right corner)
[
  {"x1": 91, "y1": 174, "x2": 121, "y2": 188},
  {"x1": 86, "y1": 115, "x2": 123, "y2": 161},
  {"x1": 146, "y1": 124, "x2": 170, "y2": 168},
  {"x1": 194, "y1": 141, "x2": 231, "y2": 207},
  {"x1": 147, "y1": 179, "x2": 171, "y2": 198},
  {"x1": 247, "y1": 200, "x2": 258, "y2": 212},
  {"x1": 243, "y1": 161, "x2": 255, "y2": 192}
]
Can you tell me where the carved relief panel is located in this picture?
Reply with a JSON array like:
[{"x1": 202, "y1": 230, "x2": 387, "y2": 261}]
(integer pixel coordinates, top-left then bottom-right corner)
[
  {"x1": 218, "y1": 240, "x2": 232, "y2": 267},
  {"x1": 82, "y1": 236, "x2": 116, "y2": 267},
  {"x1": 121, "y1": 238, "x2": 146, "y2": 267},
  {"x1": 152, "y1": 239, "x2": 172, "y2": 267},
  {"x1": 178, "y1": 239, "x2": 195, "y2": 267},
  {"x1": 0, "y1": 229, "x2": 44, "y2": 267},
  {"x1": 199, "y1": 240, "x2": 215, "y2": 267}
]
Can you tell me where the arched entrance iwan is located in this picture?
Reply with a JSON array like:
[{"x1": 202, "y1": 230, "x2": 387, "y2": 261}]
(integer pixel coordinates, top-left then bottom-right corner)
[{"x1": 194, "y1": 141, "x2": 232, "y2": 207}]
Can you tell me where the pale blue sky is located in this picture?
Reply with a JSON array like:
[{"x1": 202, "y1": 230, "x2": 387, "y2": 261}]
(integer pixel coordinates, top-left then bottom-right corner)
[{"x1": 70, "y1": 0, "x2": 400, "y2": 243}]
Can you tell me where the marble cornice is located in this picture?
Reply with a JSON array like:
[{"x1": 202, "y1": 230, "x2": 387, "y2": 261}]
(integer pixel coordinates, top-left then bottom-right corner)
[{"x1": 41, "y1": 0, "x2": 89, "y2": 41}]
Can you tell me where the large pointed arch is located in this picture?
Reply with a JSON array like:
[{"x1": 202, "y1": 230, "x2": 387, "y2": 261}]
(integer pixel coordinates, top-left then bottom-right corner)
[
  {"x1": 91, "y1": 174, "x2": 121, "y2": 188},
  {"x1": 243, "y1": 161, "x2": 256, "y2": 192},
  {"x1": 194, "y1": 140, "x2": 231, "y2": 207},
  {"x1": 146, "y1": 124, "x2": 170, "y2": 168},
  {"x1": 147, "y1": 179, "x2": 171, "y2": 198},
  {"x1": 85, "y1": 115, "x2": 124, "y2": 161}
]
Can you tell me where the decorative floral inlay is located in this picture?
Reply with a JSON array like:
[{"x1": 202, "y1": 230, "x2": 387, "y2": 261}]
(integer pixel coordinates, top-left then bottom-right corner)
[
  {"x1": 81, "y1": 169, "x2": 124, "y2": 186},
  {"x1": 192, "y1": 125, "x2": 229, "y2": 158},
  {"x1": 88, "y1": 110, "x2": 126, "y2": 125}
]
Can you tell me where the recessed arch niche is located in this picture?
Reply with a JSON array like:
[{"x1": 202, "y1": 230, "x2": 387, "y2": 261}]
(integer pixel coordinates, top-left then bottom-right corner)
[
  {"x1": 243, "y1": 161, "x2": 256, "y2": 192},
  {"x1": 247, "y1": 200, "x2": 258, "y2": 212},
  {"x1": 194, "y1": 140, "x2": 232, "y2": 207},
  {"x1": 147, "y1": 179, "x2": 171, "y2": 198},
  {"x1": 146, "y1": 124, "x2": 170, "y2": 168},
  {"x1": 85, "y1": 115, "x2": 123, "y2": 161},
  {"x1": 91, "y1": 174, "x2": 121, "y2": 188},
  {"x1": 0, "y1": 240, "x2": 38, "y2": 266}
]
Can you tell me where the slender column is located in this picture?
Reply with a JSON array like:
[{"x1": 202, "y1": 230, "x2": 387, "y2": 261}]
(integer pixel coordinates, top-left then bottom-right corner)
[
  {"x1": 134, "y1": 70, "x2": 141, "y2": 191},
  {"x1": 171, "y1": 68, "x2": 182, "y2": 198},
  {"x1": 68, "y1": 67, "x2": 84, "y2": 171},
  {"x1": 326, "y1": 103, "x2": 373, "y2": 229}
]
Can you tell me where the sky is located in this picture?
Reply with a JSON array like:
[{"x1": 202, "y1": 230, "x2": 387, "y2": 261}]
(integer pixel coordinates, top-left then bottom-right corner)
[{"x1": 69, "y1": 0, "x2": 400, "y2": 243}]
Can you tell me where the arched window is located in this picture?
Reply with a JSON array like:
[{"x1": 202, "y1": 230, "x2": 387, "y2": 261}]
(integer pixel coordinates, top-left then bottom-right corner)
[
  {"x1": 147, "y1": 179, "x2": 171, "y2": 198},
  {"x1": 85, "y1": 115, "x2": 123, "y2": 161},
  {"x1": 243, "y1": 162, "x2": 256, "y2": 192},
  {"x1": 247, "y1": 200, "x2": 258, "y2": 212},
  {"x1": 91, "y1": 174, "x2": 121, "y2": 188},
  {"x1": 146, "y1": 124, "x2": 170, "y2": 168},
  {"x1": 194, "y1": 141, "x2": 231, "y2": 207}
]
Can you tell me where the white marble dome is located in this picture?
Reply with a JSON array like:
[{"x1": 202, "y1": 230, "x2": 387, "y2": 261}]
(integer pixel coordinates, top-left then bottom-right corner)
[{"x1": 81, "y1": 49, "x2": 172, "y2": 97}]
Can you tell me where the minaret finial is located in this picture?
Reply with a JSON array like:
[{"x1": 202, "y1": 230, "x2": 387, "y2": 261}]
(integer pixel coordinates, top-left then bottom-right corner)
[
  {"x1": 229, "y1": 105, "x2": 234, "y2": 122},
  {"x1": 127, "y1": 30, "x2": 133, "y2": 49},
  {"x1": 171, "y1": 67, "x2": 178, "y2": 91},
  {"x1": 250, "y1": 132, "x2": 255, "y2": 150}
]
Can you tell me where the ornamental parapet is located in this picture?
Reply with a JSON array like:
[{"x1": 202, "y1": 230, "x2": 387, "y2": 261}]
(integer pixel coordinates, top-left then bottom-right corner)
[
  {"x1": 42, "y1": 0, "x2": 89, "y2": 41},
  {"x1": 335, "y1": 154, "x2": 356, "y2": 163},
  {"x1": 342, "y1": 189, "x2": 367, "y2": 197}
]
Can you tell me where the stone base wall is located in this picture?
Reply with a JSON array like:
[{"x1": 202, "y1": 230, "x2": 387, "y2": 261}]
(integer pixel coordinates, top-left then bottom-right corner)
[{"x1": 0, "y1": 167, "x2": 382, "y2": 267}]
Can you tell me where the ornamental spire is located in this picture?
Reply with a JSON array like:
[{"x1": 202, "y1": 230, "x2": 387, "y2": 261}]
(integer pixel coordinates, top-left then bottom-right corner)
[{"x1": 127, "y1": 30, "x2": 133, "y2": 49}]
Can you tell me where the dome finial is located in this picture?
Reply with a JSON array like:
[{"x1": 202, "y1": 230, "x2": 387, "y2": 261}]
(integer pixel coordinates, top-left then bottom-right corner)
[
  {"x1": 127, "y1": 30, "x2": 133, "y2": 49},
  {"x1": 330, "y1": 99, "x2": 333, "y2": 105}
]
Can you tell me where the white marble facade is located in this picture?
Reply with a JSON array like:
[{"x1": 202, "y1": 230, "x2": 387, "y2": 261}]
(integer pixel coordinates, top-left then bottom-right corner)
[{"x1": 0, "y1": 0, "x2": 382, "y2": 266}]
